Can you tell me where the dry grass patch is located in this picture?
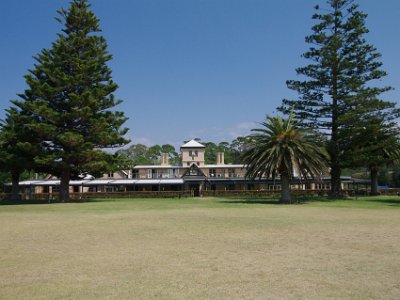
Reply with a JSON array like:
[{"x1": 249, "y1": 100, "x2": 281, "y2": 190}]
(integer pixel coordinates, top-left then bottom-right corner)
[{"x1": 1, "y1": 197, "x2": 400, "y2": 299}]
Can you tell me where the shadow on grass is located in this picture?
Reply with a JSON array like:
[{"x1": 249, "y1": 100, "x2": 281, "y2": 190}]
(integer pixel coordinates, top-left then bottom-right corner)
[
  {"x1": 367, "y1": 198, "x2": 400, "y2": 207},
  {"x1": 218, "y1": 195, "x2": 344, "y2": 205},
  {"x1": 219, "y1": 198, "x2": 280, "y2": 205},
  {"x1": 219, "y1": 195, "x2": 400, "y2": 208},
  {"x1": 0, "y1": 198, "x2": 109, "y2": 206}
]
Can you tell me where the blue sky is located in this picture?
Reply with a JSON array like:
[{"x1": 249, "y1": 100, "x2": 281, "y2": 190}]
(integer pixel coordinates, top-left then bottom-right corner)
[{"x1": 1, "y1": 0, "x2": 399, "y2": 149}]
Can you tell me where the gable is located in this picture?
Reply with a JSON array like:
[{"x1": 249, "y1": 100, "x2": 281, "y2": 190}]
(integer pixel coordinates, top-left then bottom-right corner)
[{"x1": 182, "y1": 163, "x2": 206, "y2": 178}]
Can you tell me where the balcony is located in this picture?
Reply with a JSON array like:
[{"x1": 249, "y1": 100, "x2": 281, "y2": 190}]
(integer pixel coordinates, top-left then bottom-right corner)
[{"x1": 208, "y1": 173, "x2": 243, "y2": 178}]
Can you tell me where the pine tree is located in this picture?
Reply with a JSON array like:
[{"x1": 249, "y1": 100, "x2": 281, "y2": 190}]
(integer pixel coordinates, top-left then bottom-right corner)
[
  {"x1": 342, "y1": 116, "x2": 400, "y2": 195},
  {"x1": 279, "y1": 0, "x2": 396, "y2": 197},
  {"x1": 13, "y1": 0, "x2": 129, "y2": 201},
  {"x1": 0, "y1": 108, "x2": 39, "y2": 200}
]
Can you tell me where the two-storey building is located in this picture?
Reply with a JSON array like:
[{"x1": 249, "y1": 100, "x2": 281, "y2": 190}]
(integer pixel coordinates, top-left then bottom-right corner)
[{"x1": 12, "y1": 139, "x2": 366, "y2": 197}]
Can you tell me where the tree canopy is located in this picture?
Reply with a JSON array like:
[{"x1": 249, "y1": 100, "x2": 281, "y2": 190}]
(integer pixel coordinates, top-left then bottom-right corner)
[
  {"x1": 279, "y1": 0, "x2": 397, "y2": 197},
  {"x1": 243, "y1": 113, "x2": 329, "y2": 203},
  {"x1": 11, "y1": 0, "x2": 128, "y2": 201}
]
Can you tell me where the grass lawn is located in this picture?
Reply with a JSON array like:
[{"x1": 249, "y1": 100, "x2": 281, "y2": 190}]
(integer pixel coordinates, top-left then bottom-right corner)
[{"x1": 1, "y1": 196, "x2": 400, "y2": 299}]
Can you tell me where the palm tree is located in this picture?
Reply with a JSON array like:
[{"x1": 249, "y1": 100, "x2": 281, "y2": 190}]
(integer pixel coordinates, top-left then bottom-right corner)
[{"x1": 242, "y1": 113, "x2": 329, "y2": 204}]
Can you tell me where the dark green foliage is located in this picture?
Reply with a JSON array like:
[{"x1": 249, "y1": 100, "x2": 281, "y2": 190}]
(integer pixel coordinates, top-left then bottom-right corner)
[
  {"x1": 230, "y1": 136, "x2": 253, "y2": 164},
  {"x1": 116, "y1": 143, "x2": 180, "y2": 166},
  {"x1": 12, "y1": 0, "x2": 128, "y2": 201},
  {"x1": 203, "y1": 142, "x2": 218, "y2": 164},
  {"x1": 117, "y1": 139, "x2": 250, "y2": 167},
  {"x1": 161, "y1": 144, "x2": 181, "y2": 165},
  {"x1": 203, "y1": 139, "x2": 251, "y2": 164},
  {"x1": 116, "y1": 144, "x2": 149, "y2": 166},
  {"x1": 0, "y1": 108, "x2": 41, "y2": 199},
  {"x1": 279, "y1": 0, "x2": 397, "y2": 197},
  {"x1": 242, "y1": 113, "x2": 329, "y2": 204},
  {"x1": 342, "y1": 117, "x2": 400, "y2": 194}
]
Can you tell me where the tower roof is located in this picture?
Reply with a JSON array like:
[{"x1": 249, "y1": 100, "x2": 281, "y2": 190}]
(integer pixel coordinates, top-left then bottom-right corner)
[{"x1": 181, "y1": 139, "x2": 205, "y2": 148}]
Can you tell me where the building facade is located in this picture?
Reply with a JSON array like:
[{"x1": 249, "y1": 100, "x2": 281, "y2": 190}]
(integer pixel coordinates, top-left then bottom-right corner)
[{"x1": 12, "y1": 139, "x2": 365, "y2": 197}]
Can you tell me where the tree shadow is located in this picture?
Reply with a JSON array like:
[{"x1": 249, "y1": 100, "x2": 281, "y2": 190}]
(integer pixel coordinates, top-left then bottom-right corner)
[
  {"x1": 0, "y1": 198, "x2": 107, "y2": 205},
  {"x1": 368, "y1": 198, "x2": 400, "y2": 207},
  {"x1": 0, "y1": 199, "x2": 55, "y2": 205},
  {"x1": 218, "y1": 195, "x2": 341, "y2": 205},
  {"x1": 218, "y1": 198, "x2": 280, "y2": 205}
]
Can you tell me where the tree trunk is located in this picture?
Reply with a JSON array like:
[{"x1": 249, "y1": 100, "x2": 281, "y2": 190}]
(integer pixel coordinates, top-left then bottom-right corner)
[
  {"x1": 11, "y1": 170, "x2": 21, "y2": 201},
  {"x1": 329, "y1": 12, "x2": 342, "y2": 199},
  {"x1": 329, "y1": 157, "x2": 342, "y2": 198},
  {"x1": 59, "y1": 170, "x2": 70, "y2": 202},
  {"x1": 279, "y1": 172, "x2": 292, "y2": 204},
  {"x1": 370, "y1": 167, "x2": 380, "y2": 196},
  {"x1": 328, "y1": 117, "x2": 342, "y2": 197},
  {"x1": 329, "y1": 85, "x2": 342, "y2": 198}
]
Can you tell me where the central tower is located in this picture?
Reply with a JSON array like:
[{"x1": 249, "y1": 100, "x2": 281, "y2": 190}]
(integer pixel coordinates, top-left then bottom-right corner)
[{"x1": 180, "y1": 139, "x2": 206, "y2": 167}]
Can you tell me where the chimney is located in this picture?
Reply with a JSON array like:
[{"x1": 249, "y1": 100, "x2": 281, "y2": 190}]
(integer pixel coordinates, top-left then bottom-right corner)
[
  {"x1": 161, "y1": 153, "x2": 169, "y2": 166},
  {"x1": 216, "y1": 152, "x2": 225, "y2": 165}
]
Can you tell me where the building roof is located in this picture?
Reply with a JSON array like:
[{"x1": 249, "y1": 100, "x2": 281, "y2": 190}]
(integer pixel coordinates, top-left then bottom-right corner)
[
  {"x1": 131, "y1": 164, "x2": 246, "y2": 170},
  {"x1": 180, "y1": 139, "x2": 205, "y2": 148},
  {"x1": 204, "y1": 164, "x2": 245, "y2": 169},
  {"x1": 133, "y1": 165, "x2": 183, "y2": 169},
  {"x1": 11, "y1": 178, "x2": 185, "y2": 186}
]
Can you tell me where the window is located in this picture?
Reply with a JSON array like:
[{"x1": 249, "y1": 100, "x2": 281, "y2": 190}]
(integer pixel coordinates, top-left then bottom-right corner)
[
  {"x1": 316, "y1": 183, "x2": 330, "y2": 190},
  {"x1": 226, "y1": 183, "x2": 235, "y2": 190},
  {"x1": 108, "y1": 171, "x2": 114, "y2": 178},
  {"x1": 209, "y1": 169, "x2": 216, "y2": 177},
  {"x1": 195, "y1": 150, "x2": 198, "y2": 156},
  {"x1": 189, "y1": 168, "x2": 199, "y2": 176},
  {"x1": 268, "y1": 185, "x2": 281, "y2": 191},
  {"x1": 187, "y1": 162, "x2": 190, "y2": 166},
  {"x1": 189, "y1": 150, "x2": 192, "y2": 156}
]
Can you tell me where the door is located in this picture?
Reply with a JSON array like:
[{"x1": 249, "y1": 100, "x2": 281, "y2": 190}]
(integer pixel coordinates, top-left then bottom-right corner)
[{"x1": 189, "y1": 184, "x2": 200, "y2": 197}]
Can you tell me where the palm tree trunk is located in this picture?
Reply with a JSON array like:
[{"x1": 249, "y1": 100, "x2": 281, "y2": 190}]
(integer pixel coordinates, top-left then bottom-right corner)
[
  {"x1": 370, "y1": 167, "x2": 380, "y2": 196},
  {"x1": 280, "y1": 172, "x2": 291, "y2": 204},
  {"x1": 59, "y1": 169, "x2": 70, "y2": 202}
]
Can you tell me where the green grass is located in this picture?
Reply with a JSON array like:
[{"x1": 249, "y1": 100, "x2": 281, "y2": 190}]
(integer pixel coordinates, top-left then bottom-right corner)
[{"x1": 1, "y1": 196, "x2": 400, "y2": 299}]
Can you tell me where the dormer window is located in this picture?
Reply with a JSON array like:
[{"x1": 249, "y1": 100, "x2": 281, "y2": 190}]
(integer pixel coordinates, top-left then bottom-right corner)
[{"x1": 188, "y1": 150, "x2": 198, "y2": 157}]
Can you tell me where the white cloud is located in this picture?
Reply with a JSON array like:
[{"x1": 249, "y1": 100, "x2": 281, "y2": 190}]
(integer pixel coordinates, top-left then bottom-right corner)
[{"x1": 131, "y1": 136, "x2": 153, "y2": 146}]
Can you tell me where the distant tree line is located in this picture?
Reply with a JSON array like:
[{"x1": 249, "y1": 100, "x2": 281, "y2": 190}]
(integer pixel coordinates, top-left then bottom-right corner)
[{"x1": 114, "y1": 136, "x2": 251, "y2": 166}]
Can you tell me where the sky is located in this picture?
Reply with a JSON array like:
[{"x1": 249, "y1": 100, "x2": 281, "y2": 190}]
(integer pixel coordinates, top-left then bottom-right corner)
[{"x1": 1, "y1": 0, "x2": 399, "y2": 149}]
